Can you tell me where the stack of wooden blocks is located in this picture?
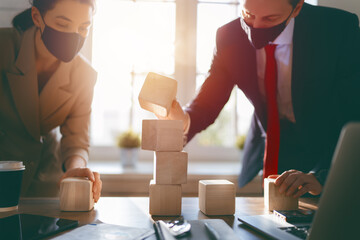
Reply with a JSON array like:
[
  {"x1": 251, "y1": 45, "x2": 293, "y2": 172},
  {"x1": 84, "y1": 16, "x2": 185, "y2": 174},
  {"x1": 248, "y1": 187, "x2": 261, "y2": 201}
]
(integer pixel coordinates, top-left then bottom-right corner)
[{"x1": 139, "y1": 72, "x2": 188, "y2": 216}]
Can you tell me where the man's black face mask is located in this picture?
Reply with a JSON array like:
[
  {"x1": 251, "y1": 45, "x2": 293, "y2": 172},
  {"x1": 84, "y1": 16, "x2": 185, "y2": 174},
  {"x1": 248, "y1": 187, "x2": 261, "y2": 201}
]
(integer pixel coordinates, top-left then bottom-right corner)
[{"x1": 240, "y1": 9, "x2": 294, "y2": 49}]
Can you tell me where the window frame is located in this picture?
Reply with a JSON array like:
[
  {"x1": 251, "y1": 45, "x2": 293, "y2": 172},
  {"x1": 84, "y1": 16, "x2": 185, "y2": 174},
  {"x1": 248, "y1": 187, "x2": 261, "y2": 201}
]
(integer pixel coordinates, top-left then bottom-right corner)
[{"x1": 87, "y1": 0, "x2": 246, "y2": 163}]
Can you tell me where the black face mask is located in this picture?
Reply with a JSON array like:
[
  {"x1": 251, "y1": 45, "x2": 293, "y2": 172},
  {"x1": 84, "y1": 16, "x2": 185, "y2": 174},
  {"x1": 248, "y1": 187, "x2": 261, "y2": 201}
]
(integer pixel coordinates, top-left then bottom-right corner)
[
  {"x1": 240, "y1": 9, "x2": 294, "y2": 49},
  {"x1": 40, "y1": 17, "x2": 85, "y2": 62}
]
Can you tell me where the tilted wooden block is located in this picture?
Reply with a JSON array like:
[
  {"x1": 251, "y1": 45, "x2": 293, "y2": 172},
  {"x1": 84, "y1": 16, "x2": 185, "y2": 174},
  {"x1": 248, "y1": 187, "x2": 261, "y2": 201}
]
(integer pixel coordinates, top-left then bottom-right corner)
[
  {"x1": 154, "y1": 151, "x2": 188, "y2": 184},
  {"x1": 149, "y1": 180, "x2": 182, "y2": 216},
  {"x1": 264, "y1": 177, "x2": 299, "y2": 211},
  {"x1": 60, "y1": 177, "x2": 94, "y2": 212},
  {"x1": 199, "y1": 180, "x2": 235, "y2": 215},
  {"x1": 141, "y1": 120, "x2": 183, "y2": 152},
  {"x1": 138, "y1": 72, "x2": 177, "y2": 117}
]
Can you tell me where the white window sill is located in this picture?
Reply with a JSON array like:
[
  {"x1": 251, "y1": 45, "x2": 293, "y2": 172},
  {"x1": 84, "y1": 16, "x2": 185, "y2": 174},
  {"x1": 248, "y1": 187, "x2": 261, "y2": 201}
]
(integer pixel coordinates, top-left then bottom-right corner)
[
  {"x1": 89, "y1": 137, "x2": 243, "y2": 164},
  {"x1": 87, "y1": 160, "x2": 262, "y2": 197},
  {"x1": 88, "y1": 160, "x2": 241, "y2": 175}
]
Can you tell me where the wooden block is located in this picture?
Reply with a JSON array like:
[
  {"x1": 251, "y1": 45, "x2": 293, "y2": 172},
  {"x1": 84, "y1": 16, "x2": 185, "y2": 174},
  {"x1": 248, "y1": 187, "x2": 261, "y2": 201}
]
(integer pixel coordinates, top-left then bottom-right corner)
[
  {"x1": 141, "y1": 120, "x2": 183, "y2": 151},
  {"x1": 149, "y1": 180, "x2": 182, "y2": 216},
  {"x1": 138, "y1": 72, "x2": 177, "y2": 117},
  {"x1": 154, "y1": 151, "x2": 188, "y2": 184},
  {"x1": 60, "y1": 177, "x2": 94, "y2": 212},
  {"x1": 264, "y1": 176, "x2": 299, "y2": 211},
  {"x1": 199, "y1": 180, "x2": 235, "y2": 215}
]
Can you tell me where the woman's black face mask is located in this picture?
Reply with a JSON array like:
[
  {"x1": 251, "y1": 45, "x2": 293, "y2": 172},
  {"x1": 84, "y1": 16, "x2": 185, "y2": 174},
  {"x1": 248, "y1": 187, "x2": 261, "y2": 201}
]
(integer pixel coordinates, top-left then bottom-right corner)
[
  {"x1": 240, "y1": 9, "x2": 294, "y2": 49},
  {"x1": 40, "y1": 15, "x2": 85, "y2": 62}
]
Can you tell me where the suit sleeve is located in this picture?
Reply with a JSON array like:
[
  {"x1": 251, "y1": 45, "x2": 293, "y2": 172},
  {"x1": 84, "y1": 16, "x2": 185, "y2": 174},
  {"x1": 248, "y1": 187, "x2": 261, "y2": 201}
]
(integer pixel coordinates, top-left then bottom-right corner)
[
  {"x1": 310, "y1": 13, "x2": 360, "y2": 186},
  {"x1": 336, "y1": 13, "x2": 360, "y2": 122},
  {"x1": 60, "y1": 62, "x2": 97, "y2": 169},
  {"x1": 185, "y1": 29, "x2": 236, "y2": 142}
]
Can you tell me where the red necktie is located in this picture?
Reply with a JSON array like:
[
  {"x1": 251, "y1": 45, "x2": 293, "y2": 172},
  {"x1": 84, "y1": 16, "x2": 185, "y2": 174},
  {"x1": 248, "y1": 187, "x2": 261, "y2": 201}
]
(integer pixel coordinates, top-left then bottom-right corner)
[{"x1": 263, "y1": 44, "x2": 280, "y2": 180}]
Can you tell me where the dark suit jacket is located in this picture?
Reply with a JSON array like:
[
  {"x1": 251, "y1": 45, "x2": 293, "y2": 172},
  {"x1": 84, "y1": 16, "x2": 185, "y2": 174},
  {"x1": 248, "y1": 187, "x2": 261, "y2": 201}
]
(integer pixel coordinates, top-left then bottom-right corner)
[{"x1": 185, "y1": 3, "x2": 360, "y2": 187}]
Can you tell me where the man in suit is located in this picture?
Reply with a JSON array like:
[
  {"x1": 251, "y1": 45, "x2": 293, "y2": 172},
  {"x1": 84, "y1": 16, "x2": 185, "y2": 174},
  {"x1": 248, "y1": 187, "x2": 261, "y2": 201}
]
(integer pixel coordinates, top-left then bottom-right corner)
[{"x1": 161, "y1": 0, "x2": 360, "y2": 197}]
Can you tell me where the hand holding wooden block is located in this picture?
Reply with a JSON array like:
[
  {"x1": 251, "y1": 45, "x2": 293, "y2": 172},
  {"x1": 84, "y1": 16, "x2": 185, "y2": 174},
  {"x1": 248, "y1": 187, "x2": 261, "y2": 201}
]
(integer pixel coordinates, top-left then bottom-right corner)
[
  {"x1": 264, "y1": 176, "x2": 298, "y2": 211},
  {"x1": 154, "y1": 151, "x2": 188, "y2": 184},
  {"x1": 142, "y1": 120, "x2": 183, "y2": 151},
  {"x1": 60, "y1": 177, "x2": 94, "y2": 212},
  {"x1": 149, "y1": 180, "x2": 182, "y2": 216},
  {"x1": 138, "y1": 72, "x2": 177, "y2": 117},
  {"x1": 199, "y1": 180, "x2": 235, "y2": 215}
]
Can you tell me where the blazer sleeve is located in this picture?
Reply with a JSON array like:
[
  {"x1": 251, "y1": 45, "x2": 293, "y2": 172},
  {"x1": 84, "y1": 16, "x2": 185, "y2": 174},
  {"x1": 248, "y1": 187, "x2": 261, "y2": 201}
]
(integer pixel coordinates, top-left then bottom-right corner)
[
  {"x1": 185, "y1": 28, "x2": 236, "y2": 142},
  {"x1": 335, "y1": 13, "x2": 360, "y2": 122},
  {"x1": 60, "y1": 58, "x2": 97, "y2": 168},
  {"x1": 310, "y1": 13, "x2": 360, "y2": 186}
]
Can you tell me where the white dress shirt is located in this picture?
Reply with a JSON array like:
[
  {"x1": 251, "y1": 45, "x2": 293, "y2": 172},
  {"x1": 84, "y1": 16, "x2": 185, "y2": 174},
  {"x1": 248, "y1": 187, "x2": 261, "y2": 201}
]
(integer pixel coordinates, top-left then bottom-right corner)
[{"x1": 256, "y1": 18, "x2": 296, "y2": 123}]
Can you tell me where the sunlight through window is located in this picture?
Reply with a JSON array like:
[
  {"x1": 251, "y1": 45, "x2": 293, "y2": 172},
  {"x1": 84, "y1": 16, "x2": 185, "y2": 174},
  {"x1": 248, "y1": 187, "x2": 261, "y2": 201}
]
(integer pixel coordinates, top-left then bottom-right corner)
[{"x1": 91, "y1": 0, "x2": 175, "y2": 146}]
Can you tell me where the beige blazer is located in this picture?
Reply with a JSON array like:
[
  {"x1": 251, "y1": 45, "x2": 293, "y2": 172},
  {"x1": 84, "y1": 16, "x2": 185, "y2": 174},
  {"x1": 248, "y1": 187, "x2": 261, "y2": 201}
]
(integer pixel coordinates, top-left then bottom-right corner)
[{"x1": 0, "y1": 27, "x2": 97, "y2": 196}]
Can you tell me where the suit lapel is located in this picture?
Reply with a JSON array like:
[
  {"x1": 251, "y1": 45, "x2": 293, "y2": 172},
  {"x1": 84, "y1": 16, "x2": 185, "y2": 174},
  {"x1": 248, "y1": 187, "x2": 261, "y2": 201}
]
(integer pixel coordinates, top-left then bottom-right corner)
[
  {"x1": 228, "y1": 18, "x2": 268, "y2": 131},
  {"x1": 234, "y1": 26, "x2": 267, "y2": 131},
  {"x1": 247, "y1": 48, "x2": 267, "y2": 131},
  {"x1": 6, "y1": 27, "x2": 41, "y2": 141},
  {"x1": 39, "y1": 61, "x2": 72, "y2": 122}
]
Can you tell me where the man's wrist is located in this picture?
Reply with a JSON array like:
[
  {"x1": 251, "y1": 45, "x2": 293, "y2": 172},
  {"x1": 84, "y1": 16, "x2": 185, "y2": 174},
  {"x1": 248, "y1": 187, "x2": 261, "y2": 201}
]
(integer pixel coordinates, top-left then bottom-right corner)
[
  {"x1": 309, "y1": 169, "x2": 328, "y2": 186},
  {"x1": 183, "y1": 112, "x2": 191, "y2": 134}
]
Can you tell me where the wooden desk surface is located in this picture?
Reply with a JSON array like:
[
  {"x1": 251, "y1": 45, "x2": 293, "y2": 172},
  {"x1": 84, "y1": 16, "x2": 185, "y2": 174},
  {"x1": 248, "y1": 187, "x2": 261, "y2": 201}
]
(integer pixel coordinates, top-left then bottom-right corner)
[{"x1": 0, "y1": 197, "x2": 318, "y2": 240}]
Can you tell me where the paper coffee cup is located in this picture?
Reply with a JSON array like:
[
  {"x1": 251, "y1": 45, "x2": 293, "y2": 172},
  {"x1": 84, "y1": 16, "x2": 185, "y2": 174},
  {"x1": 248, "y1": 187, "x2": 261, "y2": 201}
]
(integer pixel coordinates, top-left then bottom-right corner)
[{"x1": 0, "y1": 161, "x2": 25, "y2": 212}]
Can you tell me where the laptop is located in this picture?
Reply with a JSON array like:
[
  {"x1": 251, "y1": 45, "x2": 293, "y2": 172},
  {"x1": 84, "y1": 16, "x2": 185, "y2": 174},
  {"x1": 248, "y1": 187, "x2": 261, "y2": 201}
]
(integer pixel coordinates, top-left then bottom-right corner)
[{"x1": 238, "y1": 122, "x2": 360, "y2": 240}]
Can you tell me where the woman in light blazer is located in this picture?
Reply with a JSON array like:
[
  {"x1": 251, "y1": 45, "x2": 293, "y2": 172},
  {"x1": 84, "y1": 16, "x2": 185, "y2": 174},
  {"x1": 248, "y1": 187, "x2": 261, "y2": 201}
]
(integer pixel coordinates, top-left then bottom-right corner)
[{"x1": 0, "y1": 0, "x2": 102, "y2": 201}]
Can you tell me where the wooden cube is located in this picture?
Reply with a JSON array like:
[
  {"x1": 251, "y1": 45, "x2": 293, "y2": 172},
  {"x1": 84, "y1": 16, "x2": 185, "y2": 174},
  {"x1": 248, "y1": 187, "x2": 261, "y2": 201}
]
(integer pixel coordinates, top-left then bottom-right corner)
[
  {"x1": 154, "y1": 151, "x2": 188, "y2": 184},
  {"x1": 264, "y1": 176, "x2": 299, "y2": 211},
  {"x1": 138, "y1": 72, "x2": 177, "y2": 117},
  {"x1": 60, "y1": 177, "x2": 94, "y2": 212},
  {"x1": 149, "y1": 180, "x2": 182, "y2": 216},
  {"x1": 199, "y1": 180, "x2": 235, "y2": 215},
  {"x1": 141, "y1": 120, "x2": 183, "y2": 152}
]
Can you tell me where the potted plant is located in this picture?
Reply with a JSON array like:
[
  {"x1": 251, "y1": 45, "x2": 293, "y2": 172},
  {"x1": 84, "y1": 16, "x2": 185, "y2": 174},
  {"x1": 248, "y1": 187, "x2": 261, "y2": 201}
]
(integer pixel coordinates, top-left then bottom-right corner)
[
  {"x1": 235, "y1": 135, "x2": 246, "y2": 150},
  {"x1": 235, "y1": 134, "x2": 246, "y2": 161},
  {"x1": 116, "y1": 129, "x2": 141, "y2": 168}
]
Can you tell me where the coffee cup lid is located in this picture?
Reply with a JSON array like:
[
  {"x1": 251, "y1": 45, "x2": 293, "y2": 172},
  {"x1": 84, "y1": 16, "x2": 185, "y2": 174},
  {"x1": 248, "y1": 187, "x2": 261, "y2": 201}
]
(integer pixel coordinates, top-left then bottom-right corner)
[{"x1": 0, "y1": 161, "x2": 25, "y2": 171}]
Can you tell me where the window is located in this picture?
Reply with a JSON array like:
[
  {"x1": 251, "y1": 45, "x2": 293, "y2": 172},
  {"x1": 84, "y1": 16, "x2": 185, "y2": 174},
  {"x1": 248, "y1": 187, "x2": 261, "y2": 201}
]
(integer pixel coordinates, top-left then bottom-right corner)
[
  {"x1": 90, "y1": 0, "x2": 318, "y2": 161},
  {"x1": 91, "y1": 0, "x2": 176, "y2": 146},
  {"x1": 196, "y1": 0, "x2": 253, "y2": 147}
]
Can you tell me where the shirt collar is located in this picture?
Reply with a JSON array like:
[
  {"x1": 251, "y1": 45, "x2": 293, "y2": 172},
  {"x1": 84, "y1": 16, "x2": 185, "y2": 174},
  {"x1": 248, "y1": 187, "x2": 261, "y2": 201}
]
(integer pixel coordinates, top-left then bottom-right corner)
[{"x1": 272, "y1": 18, "x2": 295, "y2": 45}]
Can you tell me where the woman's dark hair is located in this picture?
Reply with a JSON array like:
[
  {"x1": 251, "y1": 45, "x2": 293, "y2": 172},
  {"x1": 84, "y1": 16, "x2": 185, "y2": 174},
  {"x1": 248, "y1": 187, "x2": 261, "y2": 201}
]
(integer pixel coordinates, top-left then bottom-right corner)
[{"x1": 12, "y1": 0, "x2": 95, "y2": 32}]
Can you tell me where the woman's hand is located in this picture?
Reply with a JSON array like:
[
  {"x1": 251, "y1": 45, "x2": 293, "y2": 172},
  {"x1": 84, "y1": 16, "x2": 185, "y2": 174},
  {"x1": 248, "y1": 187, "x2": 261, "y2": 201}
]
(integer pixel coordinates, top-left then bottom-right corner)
[
  {"x1": 274, "y1": 170, "x2": 322, "y2": 198},
  {"x1": 59, "y1": 156, "x2": 102, "y2": 203}
]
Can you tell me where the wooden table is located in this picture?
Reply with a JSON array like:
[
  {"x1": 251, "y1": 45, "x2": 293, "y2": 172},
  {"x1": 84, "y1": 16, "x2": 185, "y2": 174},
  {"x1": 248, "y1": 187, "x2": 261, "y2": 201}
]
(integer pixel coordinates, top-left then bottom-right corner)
[{"x1": 0, "y1": 197, "x2": 318, "y2": 239}]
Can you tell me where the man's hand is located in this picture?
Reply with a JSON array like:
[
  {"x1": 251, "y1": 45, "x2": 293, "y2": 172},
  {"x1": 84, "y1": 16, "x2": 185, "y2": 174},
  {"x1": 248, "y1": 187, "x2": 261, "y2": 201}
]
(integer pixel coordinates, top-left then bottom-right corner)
[
  {"x1": 156, "y1": 100, "x2": 190, "y2": 132},
  {"x1": 156, "y1": 99, "x2": 190, "y2": 146},
  {"x1": 274, "y1": 170, "x2": 322, "y2": 198},
  {"x1": 59, "y1": 156, "x2": 102, "y2": 203}
]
